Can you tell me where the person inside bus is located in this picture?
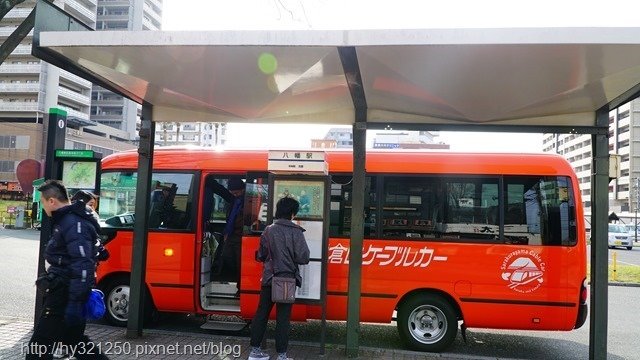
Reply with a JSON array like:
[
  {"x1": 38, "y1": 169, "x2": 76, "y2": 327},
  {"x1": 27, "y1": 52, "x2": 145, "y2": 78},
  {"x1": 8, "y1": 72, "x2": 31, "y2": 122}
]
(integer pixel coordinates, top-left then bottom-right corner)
[
  {"x1": 221, "y1": 177, "x2": 245, "y2": 294},
  {"x1": 203, "y1": 176, "x2": 246, "y2": 293}
]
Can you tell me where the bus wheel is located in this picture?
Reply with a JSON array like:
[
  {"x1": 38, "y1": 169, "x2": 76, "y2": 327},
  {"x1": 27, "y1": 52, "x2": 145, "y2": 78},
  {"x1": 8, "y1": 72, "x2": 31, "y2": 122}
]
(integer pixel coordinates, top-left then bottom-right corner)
[
  {"x1": 103, "y1": 276, "x2": 158, "y2": 327},
  {"x1": 397, "y1": 293, "x2": 457, "y2": 352},
  {"x1": 104, "y1": 276, "x2": 130, "y2": 327}
]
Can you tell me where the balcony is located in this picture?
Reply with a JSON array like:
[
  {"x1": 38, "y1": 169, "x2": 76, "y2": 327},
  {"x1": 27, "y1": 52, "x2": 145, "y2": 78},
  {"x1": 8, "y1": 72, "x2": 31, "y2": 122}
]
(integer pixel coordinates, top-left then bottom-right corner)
[
  {"x1": 0, "y1": 27, "x2": 34, "y2": 38},
  {"x1": 4, "y1": 8, "x2": 32, "y2": 19},
  {"x1": 58, "y1": 106, "x2": 90, "y2": 120},
  {"x1": 143, "y1": 3, "x2": 162, "y2": 23},
  {"x1": 12, "y1": 45, "x2": 32, "y2": 55},
  {"x1": 60, "y1": 70, "x2": 92, "y2": 88},
  {"x1": 58, "y1": 87, "x2": 91, "y2": 106},
  {"x1": 78, "y1": 0, "x2": 98, "y2": 7},
  {"x1": 64, "y1": 0, "x2": 97, "y2": 25},
  {"x1": 142, "y1": 17, "x2": 159, "y2": 31},
  {"x1": 146, "y1": 0, "x2": 163, "y2": 14},
  {"x1": 92, "y1": 97, "x2": 125, "y2": 106},
  {"x1": 0, "y1": 83, "x2": 40, "y2": 93},
  {"x1": 0, "y1": 64, "x2": 41, "y2": 74},
  {"x1": 0, "y1": 102, "x2": 40, "y2": 112}
]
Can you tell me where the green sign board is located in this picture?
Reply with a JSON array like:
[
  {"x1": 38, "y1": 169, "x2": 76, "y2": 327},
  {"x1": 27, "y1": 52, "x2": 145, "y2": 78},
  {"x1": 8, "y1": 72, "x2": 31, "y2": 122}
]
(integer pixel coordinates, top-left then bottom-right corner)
[{"x1": 54, "y1": 149, "x2": 94, "y2": 159}]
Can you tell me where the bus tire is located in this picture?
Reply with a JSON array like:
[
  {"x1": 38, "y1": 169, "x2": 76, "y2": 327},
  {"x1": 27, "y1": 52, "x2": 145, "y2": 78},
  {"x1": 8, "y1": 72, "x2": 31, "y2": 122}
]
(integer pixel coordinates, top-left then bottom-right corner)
[
  {"x1": 397, "y1": 293, "x2": 457, "y2": 352},
  {"x1": 103, "y1": 276, "x2": 157, "y2": 327}
]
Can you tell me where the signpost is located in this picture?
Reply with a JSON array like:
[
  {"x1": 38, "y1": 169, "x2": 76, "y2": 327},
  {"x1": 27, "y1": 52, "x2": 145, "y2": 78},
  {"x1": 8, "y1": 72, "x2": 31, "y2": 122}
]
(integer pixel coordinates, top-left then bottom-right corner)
[{"x1": 267, "y1": 150, "x2": 329, "y2": 354}]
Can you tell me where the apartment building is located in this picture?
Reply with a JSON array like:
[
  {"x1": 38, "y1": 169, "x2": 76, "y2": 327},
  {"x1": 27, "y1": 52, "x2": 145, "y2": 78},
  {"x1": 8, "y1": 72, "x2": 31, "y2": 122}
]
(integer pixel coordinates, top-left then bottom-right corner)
[
  {"x1": 542, "y1": 100, "x2": 640, "y2": 215},
  {"x1": 155, "y1": 122, "x2": 227, "y2": 147},
  {"x1": 0, "y1": 0, "x2": 136, "y2": 193},
  {"x1": 91, "y1": 0, "x2": 162, "y2": 135}
]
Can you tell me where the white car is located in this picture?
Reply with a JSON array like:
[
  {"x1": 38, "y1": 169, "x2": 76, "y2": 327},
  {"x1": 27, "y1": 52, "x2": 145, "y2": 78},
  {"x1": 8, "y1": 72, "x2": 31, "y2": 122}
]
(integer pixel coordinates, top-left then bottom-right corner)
[
  {"x1": 608, "y1": 224, "x2": 633, "y2": 250},
  {"x1": 625, "y1": 224, "x2": 640, "y2": 240}
]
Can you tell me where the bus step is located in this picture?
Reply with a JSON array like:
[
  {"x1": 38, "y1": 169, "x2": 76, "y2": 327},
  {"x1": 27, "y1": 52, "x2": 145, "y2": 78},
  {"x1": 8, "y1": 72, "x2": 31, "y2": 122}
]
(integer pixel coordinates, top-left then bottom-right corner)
[
  {"x1": 201, "y1": 304, "x2": 241, "y2": 314},
  {"x1": 206, "y1": 292, "x2": 238, "y2": 300},
  {"x1": 200, "y1": 319, "x2": 247, "y2": 332}
]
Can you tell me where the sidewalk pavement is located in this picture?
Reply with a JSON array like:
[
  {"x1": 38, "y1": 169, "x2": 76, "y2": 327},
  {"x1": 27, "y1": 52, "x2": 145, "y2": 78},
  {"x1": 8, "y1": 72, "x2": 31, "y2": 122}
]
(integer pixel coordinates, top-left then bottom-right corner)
[{"x1": 0, "y1": 319, "x2": 477, "y2": 360}]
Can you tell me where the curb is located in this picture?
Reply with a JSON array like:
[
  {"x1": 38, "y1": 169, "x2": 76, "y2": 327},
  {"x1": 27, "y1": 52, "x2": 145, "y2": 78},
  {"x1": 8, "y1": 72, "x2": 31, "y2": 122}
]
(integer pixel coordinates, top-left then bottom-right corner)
[{"x1": 607, "y1": 281, "x2": 640, "y2": 287}]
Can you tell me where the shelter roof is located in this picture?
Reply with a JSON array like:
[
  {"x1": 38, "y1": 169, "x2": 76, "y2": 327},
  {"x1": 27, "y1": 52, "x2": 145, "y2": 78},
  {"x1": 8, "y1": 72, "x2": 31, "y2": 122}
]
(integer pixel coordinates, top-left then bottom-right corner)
[{"x1": 33, "y1": 2, "x2": 640, "y2": 128}]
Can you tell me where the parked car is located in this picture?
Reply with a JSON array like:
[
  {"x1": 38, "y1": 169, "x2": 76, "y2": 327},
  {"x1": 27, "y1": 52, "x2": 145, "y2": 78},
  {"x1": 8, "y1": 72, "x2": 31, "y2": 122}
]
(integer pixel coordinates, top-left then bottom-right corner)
[
  {"x1": 625, "y1": 224, "x2": 639, "y2": 241},
  {"x1": 609, "y1": 224, "x2": 633, "y2": 250}
]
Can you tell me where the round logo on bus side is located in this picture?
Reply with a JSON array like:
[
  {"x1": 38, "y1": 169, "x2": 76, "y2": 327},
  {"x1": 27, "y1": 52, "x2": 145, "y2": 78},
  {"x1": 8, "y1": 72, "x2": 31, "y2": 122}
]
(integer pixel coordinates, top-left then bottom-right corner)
[{"x1": 500, "y1": 250, "x2": 546, "y2": 293}]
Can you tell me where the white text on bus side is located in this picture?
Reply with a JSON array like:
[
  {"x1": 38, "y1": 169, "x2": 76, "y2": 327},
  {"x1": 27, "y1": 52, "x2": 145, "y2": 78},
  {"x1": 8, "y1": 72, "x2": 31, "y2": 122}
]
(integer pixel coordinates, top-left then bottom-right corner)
[{"x1": 328, "y1": 243, "x2": 448, "y2": 267}]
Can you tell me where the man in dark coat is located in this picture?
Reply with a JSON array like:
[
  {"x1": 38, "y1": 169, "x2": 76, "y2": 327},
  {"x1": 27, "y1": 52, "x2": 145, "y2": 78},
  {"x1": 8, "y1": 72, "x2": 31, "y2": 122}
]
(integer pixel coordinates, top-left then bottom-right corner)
[{"x1": 26, "y1": 180, "x2": 107, "y2": 359}]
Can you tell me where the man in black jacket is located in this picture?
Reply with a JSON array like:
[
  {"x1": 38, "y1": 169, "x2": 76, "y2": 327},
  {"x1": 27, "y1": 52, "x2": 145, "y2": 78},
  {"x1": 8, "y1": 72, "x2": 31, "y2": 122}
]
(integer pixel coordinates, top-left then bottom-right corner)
[{"x1": 27, "y1": 180, "x2": 107, "y2": 359}]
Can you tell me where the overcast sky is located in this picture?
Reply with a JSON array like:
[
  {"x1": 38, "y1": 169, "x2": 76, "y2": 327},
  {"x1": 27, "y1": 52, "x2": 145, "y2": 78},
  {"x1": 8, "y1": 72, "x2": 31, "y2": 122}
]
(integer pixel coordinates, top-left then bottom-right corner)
[{"x1": 159, "y1": 0, "x2": 637, "y2": 152}]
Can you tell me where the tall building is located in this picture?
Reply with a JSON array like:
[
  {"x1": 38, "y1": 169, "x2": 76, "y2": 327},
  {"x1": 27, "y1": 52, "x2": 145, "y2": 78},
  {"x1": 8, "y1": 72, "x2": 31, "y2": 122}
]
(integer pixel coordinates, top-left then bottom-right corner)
[
  {"x1": 542, "y1": 100, "x2": 640, "y2": 216},
  {"x1": 0, "y1": 0, "x2": 136, "y2": 196},
  {"x1": 1, "y1": 0, "x2": 96, "y2": 125},
  {"x1": 91, "y1": 0, "x2": 162, "y2": 136}
]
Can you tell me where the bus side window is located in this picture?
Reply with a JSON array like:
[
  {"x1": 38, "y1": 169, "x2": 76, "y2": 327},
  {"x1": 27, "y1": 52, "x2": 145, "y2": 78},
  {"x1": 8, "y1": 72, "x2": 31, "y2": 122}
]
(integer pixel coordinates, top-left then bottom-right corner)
[
  {"x1": 504, "y1": 176, "x2": 576, "y2": 246},
  {"x1": 329, "y1": 175, "x2": 376, "y2": 237},
  {"x1": 99, "y1": 171, "x2": 195, "y2": 230}
]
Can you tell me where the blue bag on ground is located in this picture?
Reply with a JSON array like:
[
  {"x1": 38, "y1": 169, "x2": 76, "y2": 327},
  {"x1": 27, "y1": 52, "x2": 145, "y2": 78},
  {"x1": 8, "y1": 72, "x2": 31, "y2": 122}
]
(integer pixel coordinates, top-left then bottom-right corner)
[{"x1": 84, "y1": 289, "x2": 106, "y2": 320}]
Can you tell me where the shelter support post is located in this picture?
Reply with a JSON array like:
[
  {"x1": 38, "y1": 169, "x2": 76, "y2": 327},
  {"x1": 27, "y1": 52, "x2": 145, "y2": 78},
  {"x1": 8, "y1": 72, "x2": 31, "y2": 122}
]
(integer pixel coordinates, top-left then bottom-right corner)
[
  {"x1": 339, "y1": 45, "x2": 367, "y2": 358},
  {"x1": 34, "y1": 108, "x2": 67, "y2": 325},
  {"x1": 126, "y1": 104, "x2": 155, "y2": 337},
  {"x1": 346, "y1": 118, "x2": 366, "y2": 357},
  {"x1": 589, "y1": 108, "x2": 609, "y2": 360}
]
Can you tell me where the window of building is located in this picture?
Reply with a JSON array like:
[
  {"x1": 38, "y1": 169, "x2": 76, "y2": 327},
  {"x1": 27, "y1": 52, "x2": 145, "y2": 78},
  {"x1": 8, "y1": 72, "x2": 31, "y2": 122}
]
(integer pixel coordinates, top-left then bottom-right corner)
[
  {"x1": 73, "y1": 142, "x2": 87, "y2": 150},
  {"x1": 0, "y1": 136, "x2": 17, "y2": 149},
  {"x1": 0, "y1": 161, "x2": 15, "y2": 172}
]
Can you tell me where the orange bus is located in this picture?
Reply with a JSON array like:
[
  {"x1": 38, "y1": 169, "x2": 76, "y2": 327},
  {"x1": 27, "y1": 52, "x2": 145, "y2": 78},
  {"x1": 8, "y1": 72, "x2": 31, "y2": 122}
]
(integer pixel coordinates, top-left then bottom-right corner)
[{"x1": 96, "y1": 147, "x2": 587, "y2": 352}]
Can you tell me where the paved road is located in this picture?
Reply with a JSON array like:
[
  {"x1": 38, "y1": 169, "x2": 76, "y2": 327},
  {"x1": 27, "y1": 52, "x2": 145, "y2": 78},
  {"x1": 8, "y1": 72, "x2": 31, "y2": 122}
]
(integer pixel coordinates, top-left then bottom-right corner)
[
  {"x1": 586, "y1": 242, "x2": 640, "y2": 267},
  {"x1": 2, "y1": 227, "x2": 637, "y2": 359}
]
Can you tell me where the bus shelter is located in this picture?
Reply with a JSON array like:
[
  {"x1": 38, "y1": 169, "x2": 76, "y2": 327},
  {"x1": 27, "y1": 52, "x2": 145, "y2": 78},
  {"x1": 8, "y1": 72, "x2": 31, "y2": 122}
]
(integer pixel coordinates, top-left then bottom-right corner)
[{"x1": 30, "y1": 1, "x2": 640, "y2": 358}]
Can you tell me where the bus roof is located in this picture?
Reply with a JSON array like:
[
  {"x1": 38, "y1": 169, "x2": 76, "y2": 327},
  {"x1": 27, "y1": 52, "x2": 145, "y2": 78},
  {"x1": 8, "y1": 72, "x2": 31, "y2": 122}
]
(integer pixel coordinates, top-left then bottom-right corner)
[{"x1": 102, "y1": 147, "x2": 574, "y2": 176}]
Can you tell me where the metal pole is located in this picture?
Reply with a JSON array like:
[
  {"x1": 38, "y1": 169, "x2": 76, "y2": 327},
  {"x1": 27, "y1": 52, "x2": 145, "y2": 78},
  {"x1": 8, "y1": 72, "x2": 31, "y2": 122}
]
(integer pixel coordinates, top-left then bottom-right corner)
[
  {"x1": 589, "y1": 108, "x2": 609, "y2": 360},
  {"x1": 126, "y1": 103, "x2": 155, "y2": 337}
]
